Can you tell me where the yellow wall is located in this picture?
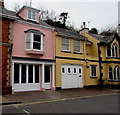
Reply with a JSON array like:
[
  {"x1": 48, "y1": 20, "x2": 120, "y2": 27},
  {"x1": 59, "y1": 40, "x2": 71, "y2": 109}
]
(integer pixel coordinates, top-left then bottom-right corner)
[
  {"x1": 55, "y1": 32, "x2": 101, "y2": 87},
  {"x1": 55, "y1": 59, "x2": 100, "y2": 87},
  {"x1": 102, "y1": 64, "x2": 120, "y2": 85},
  {"x1": 55, "y1": 34, "x2": 85, "y2": 59},
  {"x1": 55, "y1": 31, "x2": 120, "y2": 88}
]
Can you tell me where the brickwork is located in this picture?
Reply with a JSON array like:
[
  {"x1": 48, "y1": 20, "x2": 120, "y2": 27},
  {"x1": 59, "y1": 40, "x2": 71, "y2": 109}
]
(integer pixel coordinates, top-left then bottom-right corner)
[{"x1": 0, "y1": 19, "x2": 12, "y2": 94}]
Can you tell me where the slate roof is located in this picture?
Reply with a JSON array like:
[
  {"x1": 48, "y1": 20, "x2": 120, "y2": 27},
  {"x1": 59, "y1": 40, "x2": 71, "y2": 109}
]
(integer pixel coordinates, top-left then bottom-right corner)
[
  {"x1": 88, "y1": 33, "x2": 114, "y2": 44},
  {"x1": 0, "y1": 6, "x2": 18, "y2": 20},
  {"x1": 54, "y1": 26, "x2": 87, "y2": 40}
]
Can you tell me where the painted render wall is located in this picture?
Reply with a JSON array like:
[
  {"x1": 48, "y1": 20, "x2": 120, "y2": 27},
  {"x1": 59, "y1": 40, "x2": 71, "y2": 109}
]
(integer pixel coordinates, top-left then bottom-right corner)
[
  {"x1": 55, "y1": 59, "x2": 99, "y2": 87},
  {"x1": 84, "y1": 33, "x2": 120, "y2": 85},
  {"x1": 18, "y1": 8, "x2": 27, "y2": 21},
  {"x1": 12, "y1": 21, "x2": 55, "y2": 60},
  {"x1": 55, "y1": 33, "x2": 100, "y2": 87}
]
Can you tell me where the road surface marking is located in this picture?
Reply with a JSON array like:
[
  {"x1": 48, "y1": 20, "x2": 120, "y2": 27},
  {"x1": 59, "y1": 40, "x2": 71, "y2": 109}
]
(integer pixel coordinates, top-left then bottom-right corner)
[
  {"x1": 15, "y1": 92, "x2": 119, "y2": 106},
  {"x1": 23, "y1": 109, "x2": 30, "y2": 114},
  {"x1": 12, "y1": 105, "x2": 19, "y2": 108}
]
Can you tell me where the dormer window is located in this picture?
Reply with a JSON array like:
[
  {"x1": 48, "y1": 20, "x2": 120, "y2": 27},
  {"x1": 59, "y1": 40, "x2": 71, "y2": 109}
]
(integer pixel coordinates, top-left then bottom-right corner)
[
  {"x1": 25, "y1": 29, "x2": 44, "y2": 52},
  {"x1": 28, "y1": 10, "x2": 36, "y2": 21}
]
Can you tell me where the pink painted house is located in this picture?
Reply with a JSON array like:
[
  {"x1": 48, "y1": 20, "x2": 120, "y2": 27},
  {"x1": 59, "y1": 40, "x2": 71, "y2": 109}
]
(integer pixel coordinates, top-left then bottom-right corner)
[{"x1": 12, "y1": 6, "x2": 55, "y2": 93}]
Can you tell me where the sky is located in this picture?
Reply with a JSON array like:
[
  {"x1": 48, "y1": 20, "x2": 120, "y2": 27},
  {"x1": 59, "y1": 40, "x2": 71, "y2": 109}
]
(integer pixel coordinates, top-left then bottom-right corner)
[{"x1": 4, "y1": 0, "x2": 119, "y2": 33}]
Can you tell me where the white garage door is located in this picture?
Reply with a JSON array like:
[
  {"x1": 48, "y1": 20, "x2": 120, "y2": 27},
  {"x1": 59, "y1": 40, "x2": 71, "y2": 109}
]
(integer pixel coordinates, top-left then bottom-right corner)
[{"x1": 62, "y1": 64, "x2": 83, "y2": 89}]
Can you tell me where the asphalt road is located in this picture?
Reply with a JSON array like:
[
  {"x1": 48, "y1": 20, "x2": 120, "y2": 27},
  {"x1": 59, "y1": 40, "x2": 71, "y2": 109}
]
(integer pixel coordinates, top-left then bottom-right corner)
[{"x1": 2, "y1": 93, "x2": 119, "y2": 114}]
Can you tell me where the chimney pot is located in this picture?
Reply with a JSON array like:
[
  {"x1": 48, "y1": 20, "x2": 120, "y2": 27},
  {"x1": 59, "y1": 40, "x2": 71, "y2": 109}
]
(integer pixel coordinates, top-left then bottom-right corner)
[
  {"x1": 0, "y1": 0, "x2": 4, "y2": 7},
  {"x1": 83, "y1": 22, "x2": 86, "y2": 25}
]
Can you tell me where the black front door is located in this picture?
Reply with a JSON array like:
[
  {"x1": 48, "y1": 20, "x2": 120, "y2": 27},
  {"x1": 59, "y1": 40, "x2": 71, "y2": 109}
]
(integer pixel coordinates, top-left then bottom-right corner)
[{"x1": 45, "y1": 65, "x2": 50, "y2": 83}]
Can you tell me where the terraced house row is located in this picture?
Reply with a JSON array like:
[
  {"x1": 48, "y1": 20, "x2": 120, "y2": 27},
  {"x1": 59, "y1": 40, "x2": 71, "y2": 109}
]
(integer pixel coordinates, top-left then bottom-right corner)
[{"x1": 0, "y1": 1, "x2": 120, "y2": 94}]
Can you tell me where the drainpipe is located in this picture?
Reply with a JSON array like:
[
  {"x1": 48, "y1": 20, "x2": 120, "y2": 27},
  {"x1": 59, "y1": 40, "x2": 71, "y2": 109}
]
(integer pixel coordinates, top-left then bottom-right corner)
[{"x1": 98, "y1": 43, "x2": 103, "y2": 86}]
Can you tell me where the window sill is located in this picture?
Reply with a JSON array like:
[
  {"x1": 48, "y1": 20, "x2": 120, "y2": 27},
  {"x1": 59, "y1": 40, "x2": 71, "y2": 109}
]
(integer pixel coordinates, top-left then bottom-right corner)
[
  {"x1": 25, "y1": 50, "x2": 44, "y2": 55},
  {"x1": 27, "y1": 19, "x2": 37, "y2": 23},
  {"x1": 61, "y1": 50, "x2": 71, "y2": 53},
  {"x1": 73, "y1": 52, "x2": 82, "y2": 54},
  {"x1": 106, "y1": 57, "x2": 120, "y2": 59},
  {"x1": 90, "y1": 76, "x2": 98, "y2": 78},
  {"x1": 108, "y1": 80, "x2": 120, "y2": 82}
]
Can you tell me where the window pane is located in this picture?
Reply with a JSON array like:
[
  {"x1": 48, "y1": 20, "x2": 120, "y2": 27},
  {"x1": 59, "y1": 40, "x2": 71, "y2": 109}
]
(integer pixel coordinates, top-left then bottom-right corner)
[
  {"x1": 74, "y1": 40, "x2": 80, "y2": 52},
  {"x1": 26, "y1": 42, "x2": 31, "y2": 49},
  {"x1": 62, "y1": 44, "x2": 69, "y2": 51},
  {"x1": 62, "y1": 38, "x2": 69, "y2": 51},
  {"x1": 32, "y1": 11, "x2": 36, "y2": 20},
  {"x1": 62, "y1": 68, "x2": 65, "y2": 73},
  {"x1": 115, "y1": 45, "x2": 118, "y2": 57},
  {"x1": 28, "y1": 10, "x2": 31, "y2": 19},
  {"x1": 62, "y1": 38, "x2": 69, "y2": 44},
  {"x1": 112, "y1": 46, "x2": 114, "y2": 57},
  {"x1": 74, "y1": 40, "x2": 80, "y2": 46},
  {"x1": 21, "y1": 64, "x2": 26, "y2": 83},
  {"x1": 28, "y1": 65, "x2": 33, "y2": 83},
  {"x1": 74, "y1": 68, "x2": 76, "y2": 73},
  {"x1": 34, "y1": 34, "x2": 41, "y2": 42},
  {"x1": 26, "y1": 33, "x2": 31, "y2": 49},
  {"x1": 74, "y1": 46, "x2": 80, "y2": 52},
  {"x1": 79, "y1": 68, "x2": 81, "y2": 73},
  {"x1": 91, "y1": 66, "x2": 96, "y2": 77},
  {"x1": 109, "y1": 68, "x2": 113, "y2": 80},
  {"x1": 107, "y1": 45, "x2": 111, "y2": 57},
  {"x1": 68, "y1": 68, "x2": 70, "y2": 73},
  {"x1": 33, "y1": 42, "x2": 41, "y2": 50},
  {"x1": 14, "y1": 64, "x2": 19, "y2": 84},
  {"x1": 118, "y1": 68, "x2": 120, "y2": 80},
  {"x1": 35, "y1": 65, "x2": 39, "y2": 83},
  {"x1": 28, "y1": 10, "x2": 36, "y2": 20}
]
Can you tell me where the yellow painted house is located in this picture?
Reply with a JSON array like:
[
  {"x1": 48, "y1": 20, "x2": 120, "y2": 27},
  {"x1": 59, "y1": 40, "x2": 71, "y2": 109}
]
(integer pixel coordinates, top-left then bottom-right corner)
[{"x1": 54, "y1": 26, "x2": 120, "y2": 89}]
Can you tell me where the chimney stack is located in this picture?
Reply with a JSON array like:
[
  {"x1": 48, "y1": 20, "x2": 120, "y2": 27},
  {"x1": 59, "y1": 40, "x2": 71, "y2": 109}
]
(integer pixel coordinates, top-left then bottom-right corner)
[
  {"x1": 0, "y1": 0, "x2": 4, "y2": 7},
  {"x1": 80, "y1": 22, "x2": 89, "y2": 34}
]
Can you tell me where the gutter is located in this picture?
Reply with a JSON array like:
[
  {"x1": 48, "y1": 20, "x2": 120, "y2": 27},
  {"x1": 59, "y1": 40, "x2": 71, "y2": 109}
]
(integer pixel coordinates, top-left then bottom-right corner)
[{"x1": 0, "y1": 13, "x2": 19, "y2": 20}]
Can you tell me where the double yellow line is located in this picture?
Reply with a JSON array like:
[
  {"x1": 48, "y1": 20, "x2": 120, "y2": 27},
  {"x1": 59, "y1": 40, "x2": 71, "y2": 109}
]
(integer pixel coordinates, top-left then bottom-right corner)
[{"x1": 15, "y1": 92, "x2": 119, "y2": 106}]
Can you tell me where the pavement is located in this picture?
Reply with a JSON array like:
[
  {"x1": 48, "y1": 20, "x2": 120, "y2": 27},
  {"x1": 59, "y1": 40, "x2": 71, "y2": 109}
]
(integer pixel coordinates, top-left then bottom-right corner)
[{"x1": 0, "y1": 88, "x2": 120, "y2": 105}]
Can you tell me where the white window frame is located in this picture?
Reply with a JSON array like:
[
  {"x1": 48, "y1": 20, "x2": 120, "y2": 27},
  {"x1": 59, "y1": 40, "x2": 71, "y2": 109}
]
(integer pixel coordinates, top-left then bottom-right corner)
[
  {"x1": 74, "y1": 40, "x2": 81, "y2": 53},
  {"x1": 25, "y1": 33, "x2": 44, "y2": 51},
  {"x1": 112, "y1": 43, "x2": 118, "y2": 57},
  {"x1": 90, "y1": 65, "x2": 97, "y2": 78},
  {"x1": 114, "y1": 66, "x2": 120, "y2": 80},
  {"x1": 14, "y1": 63, "x2": 40, "y2": 84},
  {"x1": 27, "y1": 9, "x2": 36, "y2": 21},
  {"x1": 61, "y1": 37, "x2": 70, "y2": 51}
]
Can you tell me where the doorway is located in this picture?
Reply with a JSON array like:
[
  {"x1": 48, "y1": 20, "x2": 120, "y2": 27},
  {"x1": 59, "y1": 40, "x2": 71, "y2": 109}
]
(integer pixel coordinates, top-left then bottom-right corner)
[{"x1": 44, "y1": 65, "x2": 51, "y2": 89}]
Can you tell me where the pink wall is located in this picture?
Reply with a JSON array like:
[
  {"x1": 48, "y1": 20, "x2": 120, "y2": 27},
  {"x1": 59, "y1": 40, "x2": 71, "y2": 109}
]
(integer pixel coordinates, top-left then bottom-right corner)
[
  {"x1": 36, "y1": 11, "x2": 40, "y2": 23},
  {"x1": 18, "y1": 8, "x2": 27, "y2": 20},
  {"x1": 12, "y1": 22, "x2": 55, "y2": 60}
]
